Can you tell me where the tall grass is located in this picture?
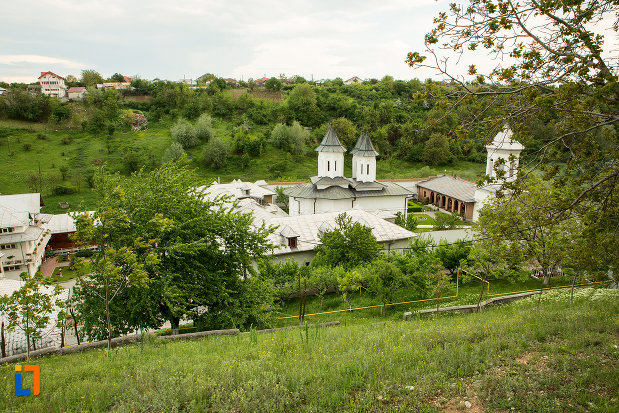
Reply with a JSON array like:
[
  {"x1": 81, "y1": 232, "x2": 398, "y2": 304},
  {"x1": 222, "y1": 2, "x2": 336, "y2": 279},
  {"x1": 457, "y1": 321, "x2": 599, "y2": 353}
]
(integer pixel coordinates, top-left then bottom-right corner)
[{"x1": 1, "y1": 288, "x2": 616, "y2": 412}]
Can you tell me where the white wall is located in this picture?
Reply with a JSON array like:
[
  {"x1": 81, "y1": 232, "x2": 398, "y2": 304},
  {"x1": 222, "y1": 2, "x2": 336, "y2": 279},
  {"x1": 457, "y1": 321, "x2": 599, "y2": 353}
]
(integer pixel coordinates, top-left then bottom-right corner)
[
  {"x1": 486, "y1": 149, "x2": 521, "y2": 183},
  {"x1": 317, "y1": 152, "x2": 345, "y2": 178},
  {"x1": 352, "y1": 155, "x2": 376, "y2": 182},
  {"x1": 353, "y1": 195, "x2": 407, "y2": 216}
]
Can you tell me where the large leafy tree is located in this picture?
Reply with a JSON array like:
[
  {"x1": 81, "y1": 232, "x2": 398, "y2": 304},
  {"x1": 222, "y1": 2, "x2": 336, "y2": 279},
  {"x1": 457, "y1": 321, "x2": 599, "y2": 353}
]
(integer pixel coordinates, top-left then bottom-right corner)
[
  {"x1": 73, "y1": 162, "x2": 275, "y2": 335},
  {"x1": 313, "y1": 213, "x2": 381, "y2": 269},
  {"x1": 407, "y1": 0, "x2": 618, "y2": 270}
]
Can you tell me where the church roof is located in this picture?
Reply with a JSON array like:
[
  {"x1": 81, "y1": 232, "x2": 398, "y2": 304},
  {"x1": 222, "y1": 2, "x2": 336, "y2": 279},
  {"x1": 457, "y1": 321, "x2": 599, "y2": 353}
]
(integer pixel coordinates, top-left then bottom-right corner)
[
  {"x1": 315, "y1": 125, "x2": 346, "y2": 153},
  {"x1": 350, "y1": 132, "x2": 379, "y2": 157},
  {"x1": 284, "y1": 181, "x2": 412, "y2": 200},
  {"x1": 417, "y1": 175, "x2": 478, "y2": 202},
  {"x1": 486, "y1": 126, "x2": 525, "y2": 151}
]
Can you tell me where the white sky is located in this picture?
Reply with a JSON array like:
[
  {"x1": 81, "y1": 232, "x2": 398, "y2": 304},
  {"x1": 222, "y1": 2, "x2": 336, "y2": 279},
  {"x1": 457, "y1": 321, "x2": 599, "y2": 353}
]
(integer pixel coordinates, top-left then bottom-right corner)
[{"x1": 1, "y1": 0, "x2": 616, "y2": 84}]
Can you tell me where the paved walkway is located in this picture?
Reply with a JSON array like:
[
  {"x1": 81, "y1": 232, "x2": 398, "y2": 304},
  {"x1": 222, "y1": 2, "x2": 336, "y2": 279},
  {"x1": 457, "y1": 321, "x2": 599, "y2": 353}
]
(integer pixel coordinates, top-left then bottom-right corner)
[{"x1": 39, "y1": 256, "x2": 70, "y2": 277}]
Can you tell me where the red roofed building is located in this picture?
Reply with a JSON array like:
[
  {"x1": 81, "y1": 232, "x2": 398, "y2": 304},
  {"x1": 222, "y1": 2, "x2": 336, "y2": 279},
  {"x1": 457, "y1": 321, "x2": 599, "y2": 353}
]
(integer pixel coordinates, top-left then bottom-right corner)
[
  {"x1": 255, "y1": 77, "x2": 269, "y2": 85},
  {"x1": 123, "y1": 76, "x2": 132, "y2": 83},
  {"x1": 38, "y1": 71, "x2": 67, "y2": 98},
  {"x1": 67, "y1": 86, "x2": 87, "y2": 100}
]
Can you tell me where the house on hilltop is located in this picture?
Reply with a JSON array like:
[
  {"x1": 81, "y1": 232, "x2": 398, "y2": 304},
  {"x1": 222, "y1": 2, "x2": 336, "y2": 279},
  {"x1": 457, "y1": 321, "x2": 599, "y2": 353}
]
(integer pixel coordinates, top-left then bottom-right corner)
[
  {"x1": 344, "y1": 76, "x2": 363, "y2": 85},
  {"x1": 67, "y1": 86, "x2": 87, "y2": 100},
  {"x1": 38, "y1": 71, "x2": 67, "y2": 98},
  {"x1": 285, "y1": 127, "x2": 413, "y2": 219}
]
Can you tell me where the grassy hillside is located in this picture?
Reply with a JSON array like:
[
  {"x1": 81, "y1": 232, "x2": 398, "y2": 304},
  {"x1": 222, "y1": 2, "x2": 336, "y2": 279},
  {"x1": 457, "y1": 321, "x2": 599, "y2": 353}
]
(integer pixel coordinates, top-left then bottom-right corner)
[
  {"x1": 1, "y1": 288, "x2": 617, "y2": 412},
  {"x1": 0, "y1": 119, "x2": 485, "y2": 214}
]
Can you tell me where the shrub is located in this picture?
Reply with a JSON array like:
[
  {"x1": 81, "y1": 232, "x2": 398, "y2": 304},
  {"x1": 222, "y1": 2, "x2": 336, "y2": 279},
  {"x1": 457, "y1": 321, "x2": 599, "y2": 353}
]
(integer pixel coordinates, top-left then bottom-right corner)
[
  {"x1": 52, "y1": 185, "x2": 76, "y2": 195},
  {"x1": 162, "y1": 142, "x2": 186, "y2": 163},
  {"x1": 171, "y1": 118, "x2": 199, "y2": 148},
  {"x1": 22, "y1": 143, "x2": 32, "y2": 151},
  {"x1": 203, "y1": 136, "x2": 229, "y2": 169},
  {"x1": 433, "y1": 212, "x2": 462, "y2": 230},
  {"x1": 269, "y1": 121, "x2": 308, "y2": 155},
  {"x1": 194, "y1": 113, "x2": 214, "y2": 141}
]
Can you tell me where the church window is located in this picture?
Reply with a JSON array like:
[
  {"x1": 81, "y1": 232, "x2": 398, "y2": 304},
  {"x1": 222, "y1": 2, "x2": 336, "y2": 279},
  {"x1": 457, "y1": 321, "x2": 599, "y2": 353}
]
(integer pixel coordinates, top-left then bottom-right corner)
[
  {"x1": 327, "y1": 161, "x2": 330, "y2": 171},
  {"x1": 367, "y1": 164, "x2": 369, "y2": 175},
  {"x1": 334, "y1": 161, "x2": 337, "y2": 171}
]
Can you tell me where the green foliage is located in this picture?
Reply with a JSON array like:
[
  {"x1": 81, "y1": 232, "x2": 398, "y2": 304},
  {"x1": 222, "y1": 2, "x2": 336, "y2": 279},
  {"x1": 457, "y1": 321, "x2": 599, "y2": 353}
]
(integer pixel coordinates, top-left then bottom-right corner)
[
  {"x1": 80, "y1": 69, "x2": 105, "y2": 87},
  {"x1": 308, "y1": 266, "x2": 341, "y2": 308},
  {"x1": 315, "y1": 117, "x2": 358, "y2": 149},
  {"x1": 394, "y1": 212, "x2": 418, "y2": 232},
  {"x1": 269, "y1": 121, "x2": 308, "y2": 155},
  {"x1": 203, "y1": 136, "x2": 229, "y2": 169},
  {"x1": 0, "y1": 89, "x2": 51, "y2": 121},
  {"x1": 287, "y1": 83, "x2": 321, "y2": 126},
  {"x1": 4, "y1": 272, "x2": 65, "y2": 361},
  {"x1": 109, "y1": 73, "x2": 125, "y2": 82},
  {"x1": 258, "y1": 259, "x2": 302, "y2": 300},
  {"x1": 274, "y1": 186, "x2": 289, "y2": 207},
  {"x1": 433, "y1": 212, "x2": 462, "y2": 230},
  {"x1": 313, "y1": 213, "x2": 381, "y2": 269},
  {"x1": 423, "y1": 133, "x2": 450, "y2": 165},
  {"x1": 363, "y1": 259, "x2": 407, "y2": 306},
  {"x1": 435, "y1": 239, "x2": 471, "y2": 275},
  {"x1": 170, "y1": 118, "x2": 199, "y2": 149},
  {"x1": 194, "y1": 113, "x2": 214, "y2": 141},
  {"x1": 162, "y1": 142, "x2": 186, "y2": 163},
  {"x1": 264, "y1": 77, "x2": 282, "y2": 91}
]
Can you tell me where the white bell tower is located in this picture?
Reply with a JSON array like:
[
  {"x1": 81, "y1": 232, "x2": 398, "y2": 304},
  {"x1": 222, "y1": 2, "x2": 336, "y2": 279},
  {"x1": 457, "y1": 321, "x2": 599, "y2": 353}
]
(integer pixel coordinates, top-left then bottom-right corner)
[
  {"x1": 485, "y1": 125, "x2": 524, "y2": 183},
  {"x1": 351, "y1": 132, "x2": 379, "y2": 183},
  {"x1": 315, "y1": 125, "x2": 346, "y2": 178}
]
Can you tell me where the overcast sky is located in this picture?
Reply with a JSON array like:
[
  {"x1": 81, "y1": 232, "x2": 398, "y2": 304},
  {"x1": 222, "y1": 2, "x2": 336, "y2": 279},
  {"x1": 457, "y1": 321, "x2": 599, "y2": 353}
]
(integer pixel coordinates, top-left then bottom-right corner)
[{"x1": 2, "y1": 0, "x2": 615, "y2": 84}]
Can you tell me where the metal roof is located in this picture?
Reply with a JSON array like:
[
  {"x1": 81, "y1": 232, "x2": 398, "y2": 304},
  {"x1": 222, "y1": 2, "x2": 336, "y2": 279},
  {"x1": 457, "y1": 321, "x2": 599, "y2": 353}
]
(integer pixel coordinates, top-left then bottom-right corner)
[
  {"x1": 0, "y1": 206, "x2": 29, "y2": 228},
  {"x1": 350, "y1": 132, "x2": 379, "y2": 157},
  {"x1": 315, "y1": 125, "x2": 346, "y2": 153},
  {"x1": 0, "y1": 193, "x2": 42, "y2": 214},
  {"x1": 0, "y1": 226, "x2": 46, "y2": 244},
  {"x1": 285, "y1": 181, "x2": 413, "y2": 200},
  {"x1": 267, "y1": 210, "x2": 414, "y2": 255},
  {"x1": 417, "y1": 175, "x2": 478, "y2": 202}
]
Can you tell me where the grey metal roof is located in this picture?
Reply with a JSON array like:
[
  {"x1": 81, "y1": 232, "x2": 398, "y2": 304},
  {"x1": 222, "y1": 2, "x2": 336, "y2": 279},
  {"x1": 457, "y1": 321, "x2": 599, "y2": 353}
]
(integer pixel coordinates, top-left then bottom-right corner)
[
  {"x1": 350, "y1": 132, "x2": 379, "y2": 157},
  {"x1": 486, "y1": 126, "x2": 524, "y2": 151},
  {"x1": 0, "y1": 226, "x2": 45, "y2": 244},
  {"x1": 417, "y1": 175, "x2": 477, "y2": 202},
  {"x1": 350, "y1": 180, "x2": 385, "y2": 191},
  {"x1": 315, "y1": 125, "x2": 346, "y2": 153},
  {"x1": 279, "y1": 225, "x2": 299, "y2": 238},
  {"x1": 0, "y1": 193, "x2": 42, "y2": 214},
  {"x1": 0, "y1": 206, "x2": 29, "y2": 228},
  {"x1": 284, "y1": 181, "x2": 413, "y2": 200},
  {"x1": 311, "y1": 176, "x2": 351, "y2": 189}
]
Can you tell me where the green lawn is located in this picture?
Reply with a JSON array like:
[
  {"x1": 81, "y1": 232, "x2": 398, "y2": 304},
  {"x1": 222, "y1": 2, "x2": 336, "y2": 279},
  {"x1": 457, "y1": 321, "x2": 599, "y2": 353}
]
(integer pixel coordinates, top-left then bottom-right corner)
[
  {"x1": 1, "y1": 288, "x2": 616, "y2": 412},
  {"x1": 51, "y1": 266, "x2": 78, "y2": 282}
]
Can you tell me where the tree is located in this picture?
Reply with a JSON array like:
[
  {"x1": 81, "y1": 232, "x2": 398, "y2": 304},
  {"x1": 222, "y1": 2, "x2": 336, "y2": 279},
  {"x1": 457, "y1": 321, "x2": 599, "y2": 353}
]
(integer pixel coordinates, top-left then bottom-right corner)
[
  {"x1": 80, "y1": 70, "x2": 105, "y2": 87},
  {"x1": 423, "y1": 133, "x2": 450, "y2": 165},
  {"x1": 407, "y1": 1, "x2": 618, "y2": 271},
  {"x1": 308, "y1": 266, "x2": 341, "y2": 308},
  {"x1": 264, "y1": 77, "x2": 282, "y2": 91},
  {"x1": 287, "y1": 84, "x2": 320, "y2": 126},
  {"x1": 73, "y1": 163, "x2": 274, "y2": 335},
  {"x1": 162, "y1": 142, "x2": 186, "y2": 163},
  {"x1": 194, "y1": 113, "x2": 214, "y2": 141},
  {"x1": 171, "y1": 118, "x2": 199, "y2": 149},
  {"x1": 364, "y1": 259, "x2": 407, "y2": 315},
  {"x1": 313, "y1": 213, "x2": 381, "y2": 269},
  {"x1": 395, "y1": 212, "x2": 418, "y2": 232},
  {"x1": 109, "y1": 73, "x2": 125, "y2": 82},
  {"x1": 435, "y1": 239, "x2": 471, "y2": 276},
  {"x1": 269, "y1": 122, "x2": 308, "y2": 155},
  {"x1": 203, "y1": 136, "x2": 229, "y2": 169},
  {"x1": 316, "y1": 118, "x2": 358, "y2": 150},
  {"x1": 427, "y1": 271, "x2": 452, "y2": 319},
  {"x1": 5, "y1": 272, "x2": 65, "y2": 361},
  {"x1": 475, "y1": 177, "x2": 582, "y2": 298},
  {"x1": 433, "y1": 212, "x2": 461, "y2": 230}
]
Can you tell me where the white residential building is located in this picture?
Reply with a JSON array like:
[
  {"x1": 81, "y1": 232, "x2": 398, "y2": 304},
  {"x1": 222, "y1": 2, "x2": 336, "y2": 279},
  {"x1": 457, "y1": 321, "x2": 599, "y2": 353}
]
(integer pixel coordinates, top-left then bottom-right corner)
[
  {"x1": 38, "y1": 71, "x2": 67, "y2": 98},
  {"x1": 0, "y1": 194, "x2": 52, "y2": 280},
  {"x1": 198, "y1": 179, "x2": 277, "y2": 204},
  {"x1": 286, "y1": 127, "x2": 413, "y2": 219},
  {"x1": 67, "y1": 86, "x2": 87, "y2": 100}
]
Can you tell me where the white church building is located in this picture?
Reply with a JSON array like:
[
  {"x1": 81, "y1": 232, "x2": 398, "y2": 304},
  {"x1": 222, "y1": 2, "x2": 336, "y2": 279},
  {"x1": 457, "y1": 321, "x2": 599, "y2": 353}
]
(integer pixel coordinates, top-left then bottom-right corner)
[{"x1": 285, "y1": 126, "x2": 413, "y2": 218}]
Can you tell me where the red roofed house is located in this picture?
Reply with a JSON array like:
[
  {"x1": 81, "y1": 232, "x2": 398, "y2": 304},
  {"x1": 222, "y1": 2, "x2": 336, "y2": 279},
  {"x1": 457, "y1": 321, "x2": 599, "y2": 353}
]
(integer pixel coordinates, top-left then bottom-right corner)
[
  {"x1": 38, "y1": 71, "x2": 67, "y2": 98},
  {"x1": 255, "y1": 77, "x2": 269, "y2": 85},
  {"x1": 67, "y1": 86, "x2": 87, "y2": 101},
  {"x1": 223, "y1": 78, "x2": 238, "y2": 87},
  {"x1": 123, "y1": 76, "x2": 132, "y2": 83}
]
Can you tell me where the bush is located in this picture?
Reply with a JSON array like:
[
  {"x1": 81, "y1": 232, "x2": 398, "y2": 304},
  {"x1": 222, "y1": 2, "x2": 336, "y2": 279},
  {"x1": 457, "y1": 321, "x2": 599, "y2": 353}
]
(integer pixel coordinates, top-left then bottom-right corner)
[
  {"x1": 407, "y1": 201, "x2": 423, "y2": 213},
  {"x1": 194, "y1": 113, "x2": 214, "y2": 141},
  {"x1": 162, "y1": 142, "x2": 186, "y2": 163},
  {"x1": 22, "y1": 143, "x2": 32, "y2": 151},
  {"x1": 171, "y1": 118, "x2": 199, "y2": 148},
  {"x1": 53, "y1": 185, "x2": 76, "y2": 195},
  {"x1": 203, "y1": 137, "x2": 229, "y2": 169},
  {"x1": 269, "y1": 121, "x2": 308, "y2": 155},
  {"x1": 433, "y1": 212, "x2": 462, "y2": 230}
]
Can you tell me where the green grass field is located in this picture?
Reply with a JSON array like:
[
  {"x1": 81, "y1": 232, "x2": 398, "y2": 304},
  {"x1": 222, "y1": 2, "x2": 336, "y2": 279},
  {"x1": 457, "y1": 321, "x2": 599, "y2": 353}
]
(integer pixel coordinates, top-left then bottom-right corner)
[
  {"x1": 1, "y1": 288, "x2": 616, "y2": 412},
  {"x1": 0, "y1": 119, "x2": 486, "y2": 214}
]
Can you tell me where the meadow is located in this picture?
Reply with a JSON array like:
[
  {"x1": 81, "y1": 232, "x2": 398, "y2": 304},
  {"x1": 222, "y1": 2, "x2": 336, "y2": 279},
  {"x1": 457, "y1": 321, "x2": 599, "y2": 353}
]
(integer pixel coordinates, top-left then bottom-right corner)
[
  {"x1": 0, "y1": 119, "x2": 486, "y2": 214},
  {"x1": 0, "y1": 288, "x2": 616, "y2": 412}
]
